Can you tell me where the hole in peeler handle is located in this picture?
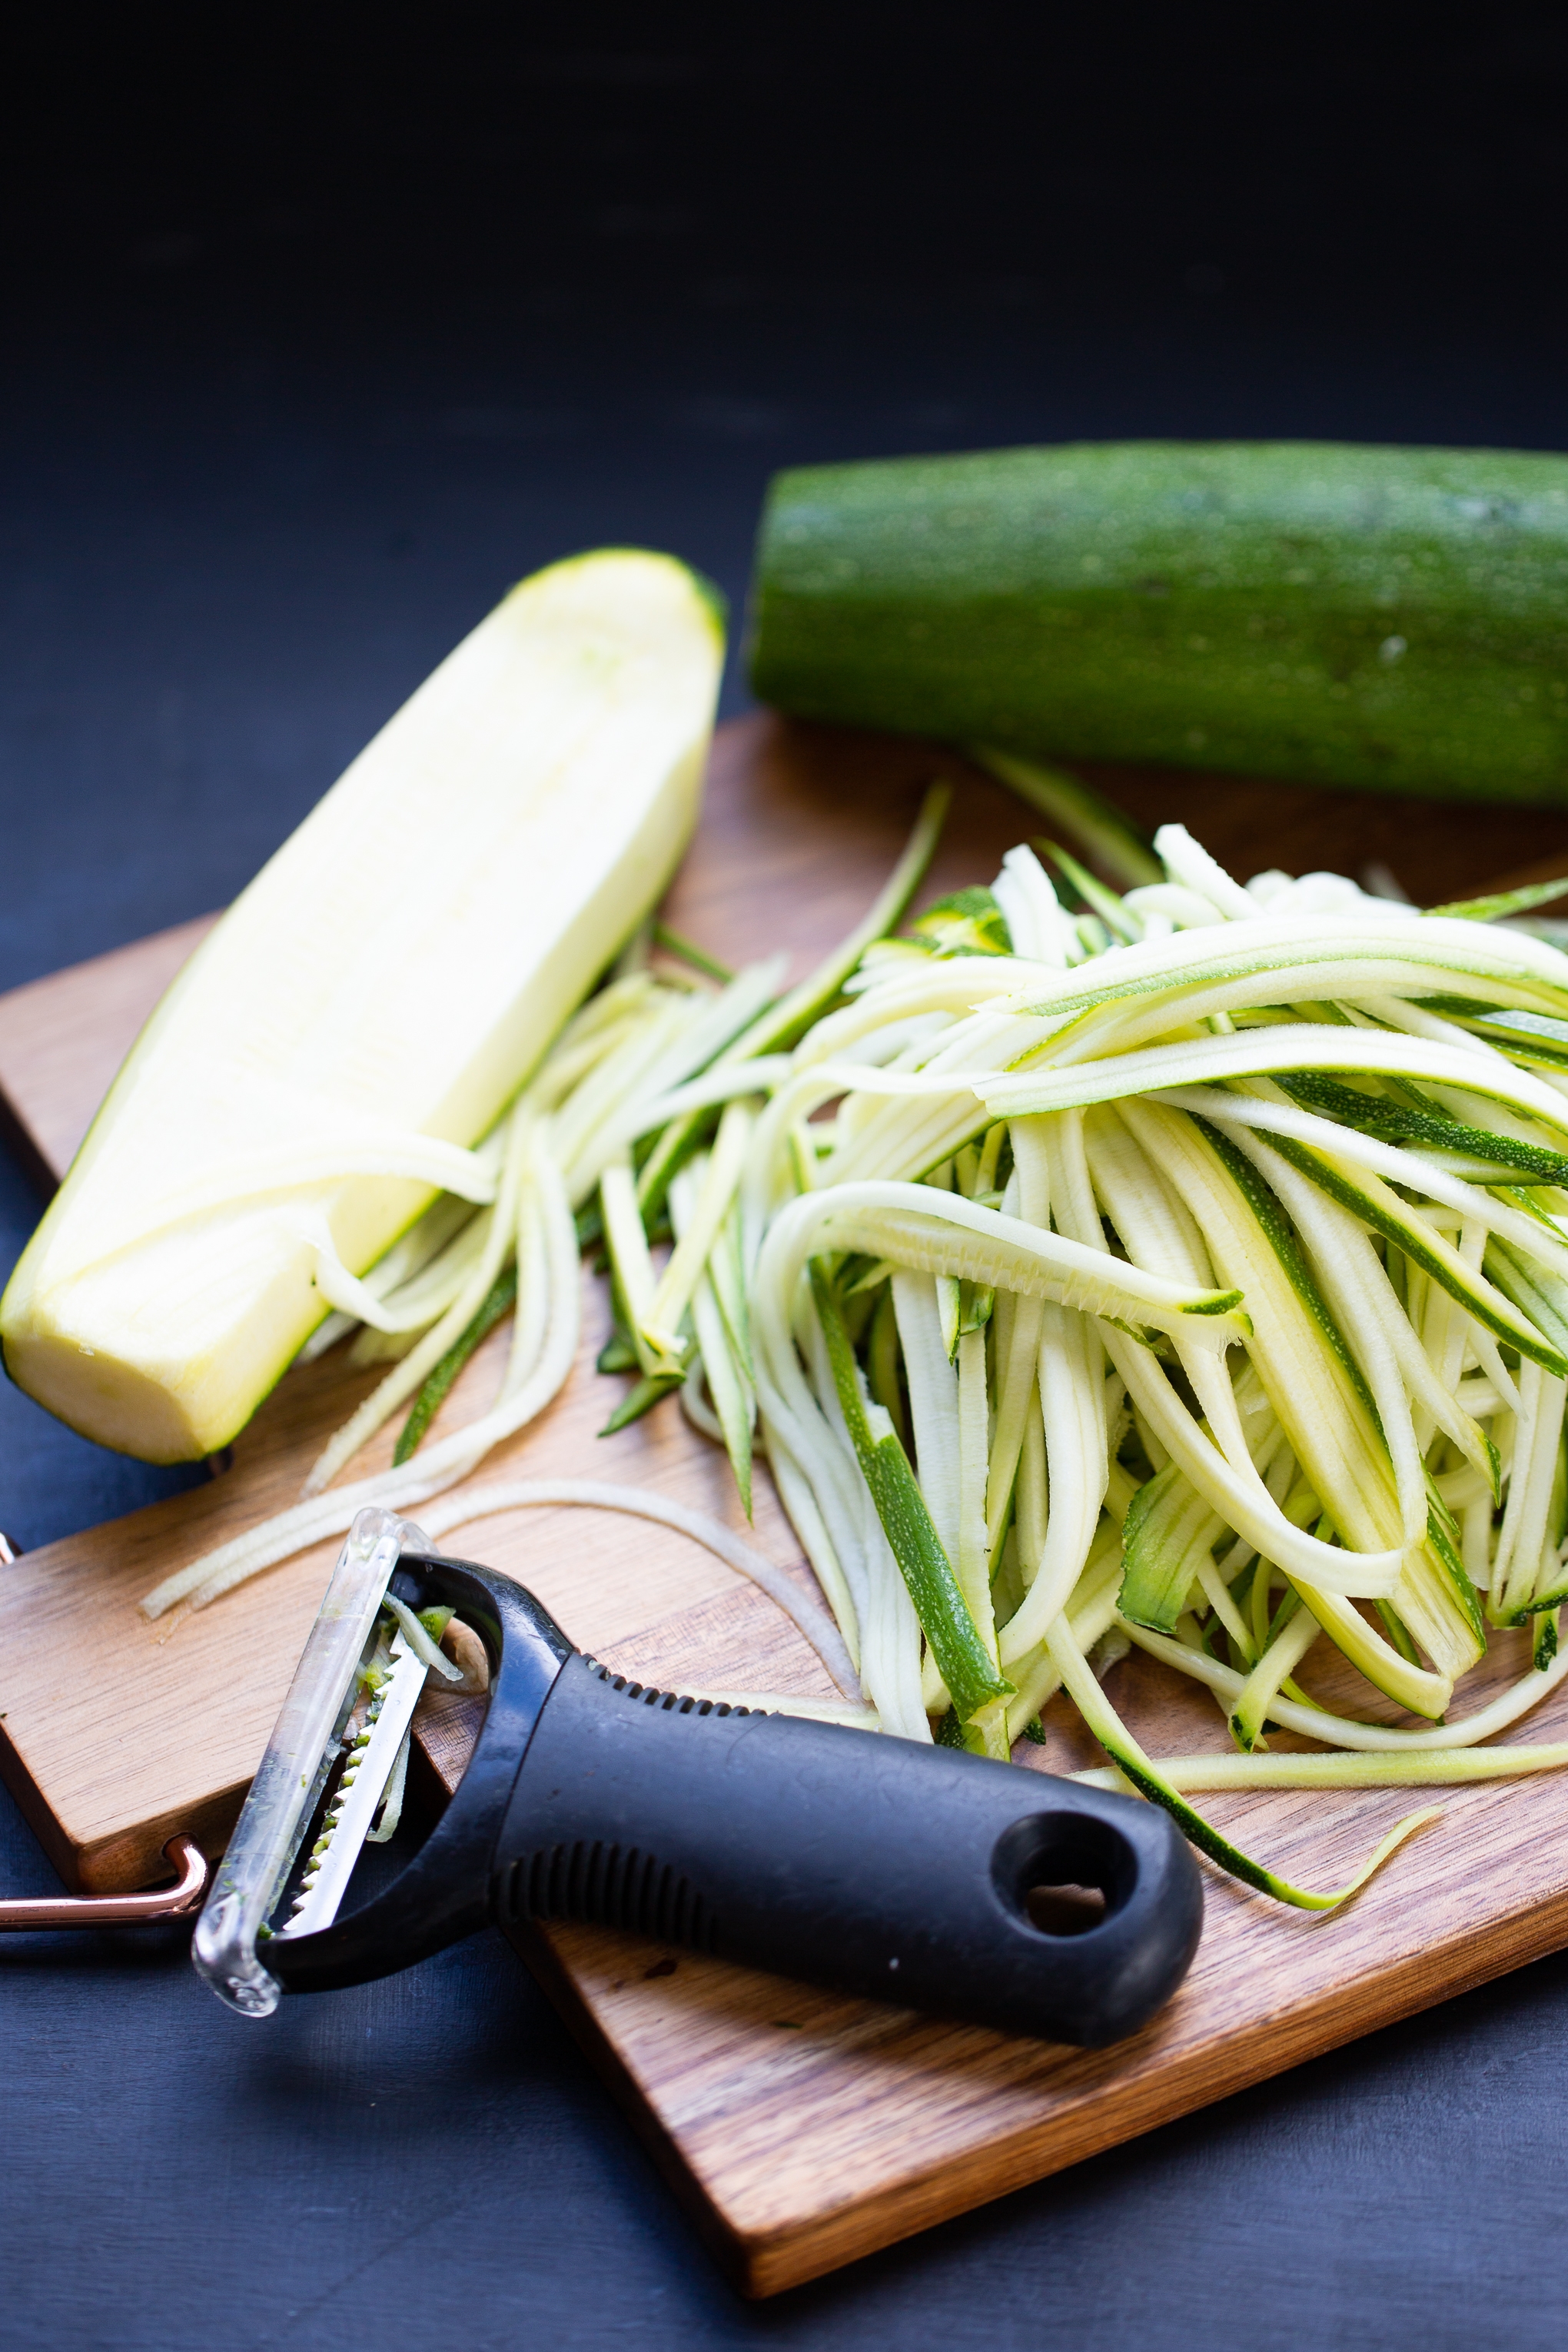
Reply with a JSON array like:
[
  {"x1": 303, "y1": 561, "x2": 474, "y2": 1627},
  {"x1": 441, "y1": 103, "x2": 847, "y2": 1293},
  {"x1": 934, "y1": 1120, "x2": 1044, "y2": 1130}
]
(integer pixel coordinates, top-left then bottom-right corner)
[
  {"x1": 0, "y1": 1836, "x2": 208, "y2": 1931},
  {"x1": 992, "y1": 1814, "x2": 1134, "y2": 1941}
]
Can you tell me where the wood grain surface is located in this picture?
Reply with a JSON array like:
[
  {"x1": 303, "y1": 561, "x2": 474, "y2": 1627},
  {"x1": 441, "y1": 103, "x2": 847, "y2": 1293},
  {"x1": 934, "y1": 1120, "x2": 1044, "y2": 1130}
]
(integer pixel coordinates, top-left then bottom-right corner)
[
  {"x1": 0, "y1": 913, "x2": 219, "y2": 1195},
  {"x1": 5, "y1": 713, "x2": 1568, "y2": 2294}
]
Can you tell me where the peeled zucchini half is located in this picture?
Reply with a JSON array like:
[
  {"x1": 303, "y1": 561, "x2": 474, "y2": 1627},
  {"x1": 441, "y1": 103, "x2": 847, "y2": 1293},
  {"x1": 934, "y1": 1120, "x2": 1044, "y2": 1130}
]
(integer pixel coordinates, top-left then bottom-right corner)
[{"x1": 2, "y1": 548, "x2": 724, "y2": 1460}]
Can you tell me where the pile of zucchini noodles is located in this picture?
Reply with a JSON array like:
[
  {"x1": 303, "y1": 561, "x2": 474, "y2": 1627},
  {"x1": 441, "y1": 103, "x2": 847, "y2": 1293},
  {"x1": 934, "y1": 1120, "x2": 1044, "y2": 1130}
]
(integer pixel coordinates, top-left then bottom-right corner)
[{"x1": 144, "y1": 789, "x2": 1568, "y2": 1909}]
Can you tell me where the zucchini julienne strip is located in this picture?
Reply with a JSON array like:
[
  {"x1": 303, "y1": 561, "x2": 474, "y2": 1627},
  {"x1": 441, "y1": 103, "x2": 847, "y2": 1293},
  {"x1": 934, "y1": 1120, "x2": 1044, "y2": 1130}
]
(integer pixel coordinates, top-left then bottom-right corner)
[
  {"x1": 1046, "y1": 1613, "x2": 1437, "y2": 1912},
  {"x1": 1037, "y1": 1113, "x2": 1404, "y2": 1606},
  {"x1": 674, "y1": 1167, "x2": 756, "y2": 1518},
  {"x1": 1277, "y1": 1071, "x2": 1568, "y2": 1184},
  {"x1": 998, "y1": 1300, "x2": 1108, "y2": 1660},
  {"x1": 1426, "y1": 875, "x2": 1568, "y2": 923},
  {"x1": 636, "y1": 784, "x2": 950, "y2": 1221},
  {"x1": 1483, "y1": 1240, "x2": 1568, "y2": 1376},
  {"x1": 1041, "y1": 841, "x2": 1144, "y2": 945},
  {"x1": 968, "y1": 746, "x2": 1163, "y2": 891},
  {"x1": 651, "y1": 921, "x2": 734, "y2": 983},
  {"x1": 639, "y1": 1103, "x2": 754, "y2": 1370},
  {"x1": 765, "y1": 1179, "x2": 1248, "y2": 1341},
  {"x1": 1438, "y1": 1015, "x2": 1568, "y2": 1073},
  {"x1": 1125, "y1": 1611, "x2": 1568, "y2": 1759},
  {"x1": 688, "y1": 1269, "x2": 755, "y2": 1513},
  {"x1": 985, "y1": 1025, "x2": 1568, "y2": 1151},
  {"x1": 600, "y1": 1368, "x2": 684, "y2": 1437},
  {"x1": 1001, "y1": 1523, "x2": 1126, "y2": 1736},
  {"x1": 1171, "y1": 1111, "x2": 1486, "y2": 1681},
  {"x1": 301, "y1": 1098, "x2": 539, "y2": 1497},
  {"x1": 1146, "y1": 1079, "x2": 1568, "y2": 1294},
  {"x1": 809, "y1": 1264, "x2": 1012, "y2": 1733},
  {"x1": 394, "y1": 1264, "x2": 517, "y2": 1463},
  {"x1": 1116, "y1": 1105, "x2": 1390, "y2": 1540},
  {"x1": 1223, "y1": 1129, "x2": 1452, "y2": 1523},
  {"x1": 1118, "y1": 1463, "x2": 1227, "y2": 1636},
  {"x1": 1075, "y1": 1746, "x2": 1568, "y2": 1792},
  {"x1": 142, "y1": 1145, "x2": 586, "y2": 1619},
  {"x1": 954, "y1": 1324, "x2": 998, "y2": 1666},
  {"x1": 1230, "y1": 1596, "x2": 1323, "y2": 1753},
  {"x1": 1234, "y1": 1128, "x2": 1568, "y2": 1380},
  {"x1": 598, "y1": 1156, "x2": 663, "y2": 1376},
  {"x1": 1184, "y1": 1113, "x2": 1384, "y2": 1427},
  {"x1": 1108, "y1": 1105, "x2": 1466, "y2": 1708},
  {"x1": 1484, "y1": 1354, "x2": 1568, "y2": 1625},
  {"x1": 998, "y1": 915, "x2": 1568, "y2": 1032},
  {"x1": 984, "y1": 1288, "x2": 1045, "y2": 1569}
]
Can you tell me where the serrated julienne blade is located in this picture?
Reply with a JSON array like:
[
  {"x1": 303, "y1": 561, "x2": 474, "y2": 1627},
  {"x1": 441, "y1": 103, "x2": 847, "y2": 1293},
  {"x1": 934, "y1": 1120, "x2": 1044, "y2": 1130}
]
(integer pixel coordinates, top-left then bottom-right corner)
[{"x1": 277, "y1": 1631, "x2": 429, "y2": 1940}]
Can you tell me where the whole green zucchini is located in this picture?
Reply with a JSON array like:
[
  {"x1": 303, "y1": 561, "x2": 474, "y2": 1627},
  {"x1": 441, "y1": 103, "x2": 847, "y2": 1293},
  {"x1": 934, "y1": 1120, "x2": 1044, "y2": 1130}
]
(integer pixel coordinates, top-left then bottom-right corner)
[{"x1": 749, "y1": 440, "x2": 1568, "y2": 802}]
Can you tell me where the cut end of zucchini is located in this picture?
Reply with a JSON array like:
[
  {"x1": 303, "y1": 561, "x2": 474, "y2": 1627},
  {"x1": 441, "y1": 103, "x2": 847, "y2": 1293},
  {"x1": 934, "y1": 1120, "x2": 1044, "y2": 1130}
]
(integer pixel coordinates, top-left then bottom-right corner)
[
  {"x1": 1, "y1": 549, "x2": 725, "y2": 1460},
  {"x1": 4, "y1": 1323, "x2": 211, "y2": 1464}
]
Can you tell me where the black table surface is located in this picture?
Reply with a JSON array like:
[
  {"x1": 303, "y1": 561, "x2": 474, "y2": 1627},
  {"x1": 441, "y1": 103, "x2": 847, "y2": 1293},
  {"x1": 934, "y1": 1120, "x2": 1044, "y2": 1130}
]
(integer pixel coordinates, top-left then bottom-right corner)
[{"x1": 6, "y1": 18, "x2": 1568, "y2": 2345}]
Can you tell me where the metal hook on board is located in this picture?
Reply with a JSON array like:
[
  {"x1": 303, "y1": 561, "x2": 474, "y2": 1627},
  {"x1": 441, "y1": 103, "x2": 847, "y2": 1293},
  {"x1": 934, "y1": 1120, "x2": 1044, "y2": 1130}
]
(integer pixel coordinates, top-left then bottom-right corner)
[
  {"x1": 0, "y1": 1533, "x2": 209, "y2": 1931},
  {"x1": 0, "y1": 1837, "x2": 208, "y2": 1932}
]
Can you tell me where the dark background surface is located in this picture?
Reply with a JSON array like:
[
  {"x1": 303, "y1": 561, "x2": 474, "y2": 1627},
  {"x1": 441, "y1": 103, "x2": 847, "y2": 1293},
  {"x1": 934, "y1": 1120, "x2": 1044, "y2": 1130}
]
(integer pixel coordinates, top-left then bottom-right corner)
[{"x1": 3, "y1": 8, "x2": 1567, "y2": 2346}]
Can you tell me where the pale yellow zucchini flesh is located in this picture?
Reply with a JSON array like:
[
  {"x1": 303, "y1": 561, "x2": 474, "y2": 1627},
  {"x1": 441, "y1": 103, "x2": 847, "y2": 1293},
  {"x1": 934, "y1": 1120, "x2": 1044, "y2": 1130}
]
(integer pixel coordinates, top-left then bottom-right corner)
[{"x1": 1, "y1": 548, "x2": 724, "y2": 1460}]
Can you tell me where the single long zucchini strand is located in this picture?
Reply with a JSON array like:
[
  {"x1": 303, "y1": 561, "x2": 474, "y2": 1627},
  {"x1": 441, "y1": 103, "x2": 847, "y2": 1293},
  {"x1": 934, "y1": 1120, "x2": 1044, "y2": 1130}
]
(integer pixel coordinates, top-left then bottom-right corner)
[
  {"x1": 1046, "y1": 1613, "x2": 1437, "y2": 1912},
  {"x1": 811, "y1": 1264, "x2": 1012, "y2": 1738}
]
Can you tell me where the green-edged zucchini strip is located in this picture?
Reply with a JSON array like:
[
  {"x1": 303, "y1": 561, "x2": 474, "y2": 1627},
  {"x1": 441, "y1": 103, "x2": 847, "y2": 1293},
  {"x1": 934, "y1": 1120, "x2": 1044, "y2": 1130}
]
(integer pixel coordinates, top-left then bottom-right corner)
[
  {"x1": 1119, "y1": 1463, "x2": 1227, "y2": 1636},
  {"x1": 1046, "y1": 1613, "x2": 1437, "y2": 1912},
  {"x1": 394, "y1": 1264, "x2": 517, "y2": 1463},
  {"x1": 758, "y1": 1178, "x2": 1247, "y2": 1344},
  {"x1": 1139, "y1": 1083, "x2": 1568, "y2": 1378},
  {"x1": 1122, "y1": 1613, "x2": 1568, "y2": 1752},
  {"x1": 673, "y1": 1157, "x2": 756, "y2": 1517},
  {"x1": 968, "y1": 746, "x2": 1162, "y2": 890},
  {"x1": 1100, "y1": 1328, "x2": 1408, "y2": 1603},
  {"x1": 982, "y1": 1024, "x2": 1568, "y2": 1152},
  {"x1": 998, "y1": 916, "x2": 1568, "y2": 1035},
  {"x1": 599, "y1": 1368, "x2": 684, "y2": 1435},
  {"x1": 1439, "y1": 1015, "x2": 1568, "y2": 1073},
  {"x1": 810, "y1": 1264, "x2": 1012, "y2": 1727},
  {"x1": 1259, "y1": 1134, "x2": 1566, "y2": 1379},
  {"x1": 639, "y1": 786, "x2": 950, "y2": 1219},
  {"x1": 651, "y1": 921, "x2": 733, "y2": 982},
  {"x1": 1113, "y1": 1105, "x2": 1466, "y2": 1706},
  {"x1": 1075, "y1": 1745, "x2": 1568, "y2": 1791},
  {"x1": 1277, "y1": 1071, "x2": 1568, "y2": 1184},
  {"x1": 1041, "y1": 841, "x2": 1144, "y2": 945},
  {"x1": 1426, "y1": 876, "x2": 1568, "y2": 922},
  {"x1": 1145, "y1": 1080, "x2": 1568, "y2": 1294},
  {"x1": 1230, "y1": 1596, "x2": 1322, "y2": 1752},
  {"x1": 1185, "y1": 1114, "x2": 1383, "y2": 1425}
]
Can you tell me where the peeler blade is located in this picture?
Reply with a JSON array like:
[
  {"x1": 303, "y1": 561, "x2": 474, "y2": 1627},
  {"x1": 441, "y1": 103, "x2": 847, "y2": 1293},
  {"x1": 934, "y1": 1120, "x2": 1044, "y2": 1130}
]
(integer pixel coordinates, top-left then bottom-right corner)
[
  {"x1": 279, "y1": 1630, "x2": 428, "y2": 1942},
  {"x1": 191, "y1": 1506, "x2": 427, "y2": 2018}
]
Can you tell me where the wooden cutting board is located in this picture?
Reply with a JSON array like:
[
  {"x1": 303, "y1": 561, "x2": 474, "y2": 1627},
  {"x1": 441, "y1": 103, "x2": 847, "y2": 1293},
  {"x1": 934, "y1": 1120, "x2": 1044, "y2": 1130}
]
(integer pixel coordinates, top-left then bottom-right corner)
[{"x1": 7, "y1": 712, "x2": 1568, "y2": 2297}]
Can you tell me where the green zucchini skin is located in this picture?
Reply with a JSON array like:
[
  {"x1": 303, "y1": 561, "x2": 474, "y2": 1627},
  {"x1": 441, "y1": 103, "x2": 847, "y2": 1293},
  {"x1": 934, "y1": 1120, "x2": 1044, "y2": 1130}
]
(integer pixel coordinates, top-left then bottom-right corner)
[{"x1": 749, "y1": 441, "x2": 1568, "y2": 802}]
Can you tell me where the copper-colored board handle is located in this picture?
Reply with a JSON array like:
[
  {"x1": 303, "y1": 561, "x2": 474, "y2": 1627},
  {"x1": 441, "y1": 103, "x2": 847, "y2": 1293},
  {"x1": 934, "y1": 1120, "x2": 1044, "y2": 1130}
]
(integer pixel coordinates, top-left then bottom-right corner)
[{"x1": 0, "y1": 1835, "x2": 208, "y2": 1929}]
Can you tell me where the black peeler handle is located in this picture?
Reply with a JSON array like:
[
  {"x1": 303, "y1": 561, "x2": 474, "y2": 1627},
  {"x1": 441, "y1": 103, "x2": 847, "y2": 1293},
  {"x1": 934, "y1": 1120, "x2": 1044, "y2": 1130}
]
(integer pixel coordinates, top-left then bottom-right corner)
[{"x1": 265, "y1": 1552, "x2": 1202, "y2": 2047}]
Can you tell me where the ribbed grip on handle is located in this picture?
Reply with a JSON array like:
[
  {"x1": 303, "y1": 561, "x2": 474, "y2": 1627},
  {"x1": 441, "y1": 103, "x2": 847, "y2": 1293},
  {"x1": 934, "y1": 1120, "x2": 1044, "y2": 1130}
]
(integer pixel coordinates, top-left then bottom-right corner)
[{"x1": 497, "y1": 1656, "x2": 1202, "y2": 2048}]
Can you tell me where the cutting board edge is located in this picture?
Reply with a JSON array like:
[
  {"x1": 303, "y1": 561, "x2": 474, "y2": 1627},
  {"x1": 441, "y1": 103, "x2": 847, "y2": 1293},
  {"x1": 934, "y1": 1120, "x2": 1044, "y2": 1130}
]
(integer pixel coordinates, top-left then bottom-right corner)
[
  {"x1": 514, "y1": 1882, "x2": 1568, "y2": 2298},
  {"x1": 0, "y1": 1713, "x2": 245, "y2": 1892}
]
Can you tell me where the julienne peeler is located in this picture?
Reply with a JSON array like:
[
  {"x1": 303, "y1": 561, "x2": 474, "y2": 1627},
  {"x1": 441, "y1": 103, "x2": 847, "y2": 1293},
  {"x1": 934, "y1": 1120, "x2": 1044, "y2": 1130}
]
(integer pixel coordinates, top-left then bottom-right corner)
[{"x1": 184, "y1": 1507, "x2": 1203, "y2": 2045}]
